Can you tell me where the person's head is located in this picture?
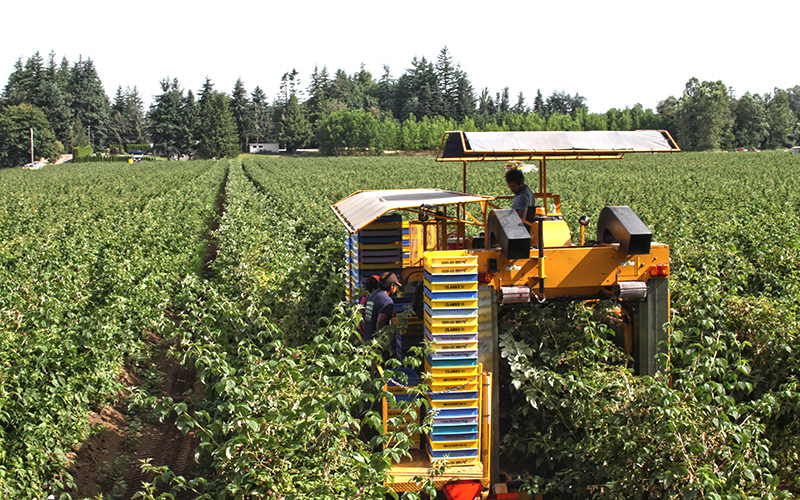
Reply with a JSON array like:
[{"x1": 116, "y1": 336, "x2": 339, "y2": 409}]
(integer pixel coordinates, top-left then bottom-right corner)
[
  {"x1": 379, "y1": 272, "x2": 403, "y2": 296},
  {"x1": 364, "y1": 275, "x2": 379, "y2": 293},
  {"x1": 505, "y1": 169, "x2": 525, "y2": 194}
]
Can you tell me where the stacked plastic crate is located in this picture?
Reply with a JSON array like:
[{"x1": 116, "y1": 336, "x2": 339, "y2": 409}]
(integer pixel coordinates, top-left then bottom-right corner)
[
  {"x1": 422, "y1": 250, "x2": 482, "y2": 466},
  {"x1": 385, "y1": 366, "x2": 422, "y2": 450},
  {"x1": 345, "y1": 213, "x2": 403, "y2": 301}
]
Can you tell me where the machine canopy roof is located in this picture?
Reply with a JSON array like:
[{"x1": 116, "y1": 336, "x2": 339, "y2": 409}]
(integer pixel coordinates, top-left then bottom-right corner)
[
  {"x1": 437, "y1": 130, "x2": 680, "y2": 161},
  {"x1": 331, "y1": 188, "x2": 495, "y2": 233}
]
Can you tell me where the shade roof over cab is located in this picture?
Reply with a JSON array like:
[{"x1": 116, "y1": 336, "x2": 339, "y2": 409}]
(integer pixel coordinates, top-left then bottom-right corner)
[
  {"x1": 437, "y1": 130, "x2": 680, "y2": 161},
  {"x1": 331, "y1": 188, "x2": 495, "y2": 233}
]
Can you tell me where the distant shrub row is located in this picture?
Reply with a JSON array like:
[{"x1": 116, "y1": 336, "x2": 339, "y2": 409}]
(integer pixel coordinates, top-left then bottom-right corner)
[
  {"x1": 74, "y1": 145, "x2": 93, "y2": 158},
  {"x1": 108, "y1": 143, "x2": 152, "y2": 154},
  {"x1": 73, "y1": 154, "x2": 156, "y2": 163}
]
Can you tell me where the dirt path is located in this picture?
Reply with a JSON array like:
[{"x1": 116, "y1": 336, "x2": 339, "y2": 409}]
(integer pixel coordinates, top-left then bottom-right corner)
[{"x1": 67, "y1": 341, "x2": 201, "y2": 499}]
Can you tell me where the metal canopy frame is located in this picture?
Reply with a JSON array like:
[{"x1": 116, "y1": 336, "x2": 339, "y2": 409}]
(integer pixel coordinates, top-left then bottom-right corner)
[
  {"x1": 436, "y1": 130, "x2": 680, "y2": 163},
  {"x1": 331, "y1": 188, "x2": 496, "y2": 234},
  {"x1": 435, "y1": 129, "x2": 681, "y2": 202}
]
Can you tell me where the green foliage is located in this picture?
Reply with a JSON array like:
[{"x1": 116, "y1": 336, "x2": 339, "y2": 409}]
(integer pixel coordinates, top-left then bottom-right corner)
[
  {"x1": 147, "y1": 78, "x2": 195, "y2": 157},
  {"x1": 197, "y1": 91, "x2": 239, "y2": 159},
  {"x1": 0, "y1": 103, "x2": 58, "y2": 167},
  {"x1": 0, "y1": 160, "x2": 226, "y2": 497},
  {"x1": 278, "y1": 94, "x2": 312, "y2": 153},
  {"x1": 677, "y1": 78, "x2": 735, "y2": 151},
  {"x1": 73, "y1": 145, "x2": 93, "y2": 158},
  {"x1": 72, "y1": 154, "x2": 156, "y2": 163}
]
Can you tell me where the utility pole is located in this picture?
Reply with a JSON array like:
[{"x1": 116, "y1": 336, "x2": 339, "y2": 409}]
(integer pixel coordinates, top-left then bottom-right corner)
[{"x1": 30, "y1": 127, "x2": 34, "y2": 164}]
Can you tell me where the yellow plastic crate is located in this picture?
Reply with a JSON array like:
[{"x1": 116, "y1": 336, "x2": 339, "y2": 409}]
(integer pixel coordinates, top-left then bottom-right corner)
[
  {"x1": 424, "y1": 361, "x2": 481, "y2": 377},
  {"x1": 423, "y1": 250, "x2": 478, "y2": 268},
  {"x1": 429, "y1": 439, "x2": 480, "y2": 451},
  {"x1": 432, "y1": 456, "x2": 481, "y2": 467},
  {"x1": 424, "y1": 313, "x2": 479, "y2": 328},
  {"x1": 428, "y1": 340, "x2": 479, "y2": 351},
  {"x1": 430, "y1": 380, "x2": 479, "y2": 392},
  {"x1": 425, "y1": 281, "x2": 478, "y2": 293},
  {"x1": 423, "y1": 262, "x2": 479, "y2": 275},
  {"x1": 426, "y1": 324, "x2": 479, "y2": 335},
  {"x1": 427, "y1": 398, "x2": 480, "y2": 409},
  {"x1": 424, "y1": 295, "x2": 479, "y2": 309}
]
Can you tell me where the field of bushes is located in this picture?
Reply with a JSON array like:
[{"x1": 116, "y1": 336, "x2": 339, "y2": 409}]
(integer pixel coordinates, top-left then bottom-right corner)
[{"x1": 0, "y1": 150, "x2": 798, "y2": 499}]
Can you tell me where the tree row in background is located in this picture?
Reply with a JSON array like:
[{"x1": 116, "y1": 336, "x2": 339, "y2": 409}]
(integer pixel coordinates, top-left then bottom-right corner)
[{"x1": 2, "y1": 48, "x2": 800, "y2": 166}]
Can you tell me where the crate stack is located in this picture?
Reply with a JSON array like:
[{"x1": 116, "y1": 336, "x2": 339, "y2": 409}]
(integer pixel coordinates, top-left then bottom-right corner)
[
  {"x1": 422, "y1": 250, "x2": 482, "y2": 466},
  {"x1": 385, "y1": 366, "x2": 422, "y2": 450},
  {"x1": 345, "y1": 213, "x2": 403, "y2": 301}
]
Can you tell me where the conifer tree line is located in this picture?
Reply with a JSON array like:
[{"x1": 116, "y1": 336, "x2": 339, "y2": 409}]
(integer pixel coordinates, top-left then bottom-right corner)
[{"x1": 1, "y1": 48, "x2": 799, "y2": 166}]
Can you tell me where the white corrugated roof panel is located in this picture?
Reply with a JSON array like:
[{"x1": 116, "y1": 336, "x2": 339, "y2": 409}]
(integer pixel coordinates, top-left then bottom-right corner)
[{"x1": 331, "y1": 188, "x2": 495, "y2": 233}]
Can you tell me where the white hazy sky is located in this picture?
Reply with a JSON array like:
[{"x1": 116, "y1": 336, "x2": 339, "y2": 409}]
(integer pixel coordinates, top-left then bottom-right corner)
[{"x1": 2, "y1": 0, "x2": 798, "y2": 113}]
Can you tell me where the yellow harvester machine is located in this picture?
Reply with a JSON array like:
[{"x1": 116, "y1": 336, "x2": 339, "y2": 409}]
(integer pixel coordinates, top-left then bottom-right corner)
[{"x1": 331, "y1": 130, "x2": 680, "y2": 497}]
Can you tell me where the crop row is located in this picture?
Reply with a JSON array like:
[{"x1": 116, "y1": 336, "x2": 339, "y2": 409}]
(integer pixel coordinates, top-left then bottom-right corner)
[
  {"x1": 0, "y1": 161, "x2": 226, "y2": 498},
  {"x1": 145, "y1": 160, "x2": 423, "y2": 499}
]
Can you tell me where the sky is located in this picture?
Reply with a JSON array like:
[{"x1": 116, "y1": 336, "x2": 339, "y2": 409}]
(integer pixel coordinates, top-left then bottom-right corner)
[{"x1": 2, "y1": 0, "x2": 798, "y2": 114}]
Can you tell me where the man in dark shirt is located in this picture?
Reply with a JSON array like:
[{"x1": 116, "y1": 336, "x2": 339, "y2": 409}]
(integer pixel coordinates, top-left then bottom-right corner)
[
  {"x1": 505, "y1": 168, "x2": 537, "y2": 223},
  {"x1": 362, "y1": 272, "x2": 403, "y2": 342}
]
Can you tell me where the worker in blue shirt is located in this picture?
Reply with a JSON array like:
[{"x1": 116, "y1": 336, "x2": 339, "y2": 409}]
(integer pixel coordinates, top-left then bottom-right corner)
[{"x1": 362, "y1": 272, "x2": 403, "y2": 342}]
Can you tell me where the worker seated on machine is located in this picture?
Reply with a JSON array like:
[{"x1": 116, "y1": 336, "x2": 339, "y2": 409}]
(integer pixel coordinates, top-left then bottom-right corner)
[{"x1": 505, "y1": 169, "x2": 538, "y2": 224}]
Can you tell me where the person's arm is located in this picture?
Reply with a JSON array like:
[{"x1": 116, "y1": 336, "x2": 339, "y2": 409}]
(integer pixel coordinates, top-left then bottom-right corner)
[
  {"x1": 376, "y1": 312, "x2": 391, "y2": 331},
  {"x1": 512, "y1": 189, "x2": 532, "y2": 221}
]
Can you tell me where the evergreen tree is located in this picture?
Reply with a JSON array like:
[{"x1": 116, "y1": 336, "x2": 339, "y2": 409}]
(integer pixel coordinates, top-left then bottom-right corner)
[
  {"x1": 250, "y1": 86, "x2": 272, "y2": 143},
  {"x1": 376, "y1": 65, "x2": 395, "y2": 114},
  {"x1": 435, "y1": 46, "x2": 458, "y2": 119},
  {"x1": 110, "y1": 86, "x2": 146, "y2": 146},
  {"x1": 306, "y1": 65, "x2": 331, "y2": 123},
  {"x1": 197, "y1": 91, "x2": 239, "y2": 159},
  {"x1": 395, "y1": 57, "x2": 440, "y2": 120},
  {"x1": 278, "y1": 93, "x2": 311, "y2": 153},
  {"x1": 38, "y1": 79, "x2": 72, "y2": 144},
  {"x1": 452, "y1": 67, "x2": 475, "y2": 121},
  {"x1": 67, "y1": 58, "x2": 111, "y2": 148},
  {"x1": 148, "y1": 78, "x2": 194, "y2": 157},
  {"x1": 278, "y1": 69, "x2": 301, "y2": 105},
  {"x1": 231, "y1": 78, "x2": 252, "y2": 153},
  {"x1": 477, "y1": 87, "x2": 495, "y2": 124},
  {"x1": 533, "y1": 89, "x2": 545, "y2": 116},
  {"x1": 496, "y1": 87, "x2": 511, "y2": 116},
  {"x1": 512, "y1": 91, "x2": 528, "y2": 114}
]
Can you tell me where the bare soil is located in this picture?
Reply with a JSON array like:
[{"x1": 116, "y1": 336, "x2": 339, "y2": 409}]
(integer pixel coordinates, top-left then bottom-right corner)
[{"x1": 67, "y1": 341, "x2": 201, "y2": 499}]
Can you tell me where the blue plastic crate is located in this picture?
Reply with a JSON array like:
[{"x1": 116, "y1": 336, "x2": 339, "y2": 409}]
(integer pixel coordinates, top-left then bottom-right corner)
[
  {"x1": 428, "y1": 407, "x2": 479, "y2": 418},
  {"x1": 429, "y1": 432, "x2": 479, "y2": 442},
  {"x1": 428, "y1": 390, "x2": 479, "y2": 401},
  {"x1": 424, "y1": 356, "x2": 479, "y2": 368},
  {"x1": 424, "y1": 289, "x2": 479, "y2": 301},
  {"x1": 431, "y1": 423, "x2": 479, "y2": 434},
  {"x1": 426, "y1": 443, "x2": 478, "y2": 459},
  {"x1": 424, "y1": 271, "x2": 479, "y2": 283}
]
